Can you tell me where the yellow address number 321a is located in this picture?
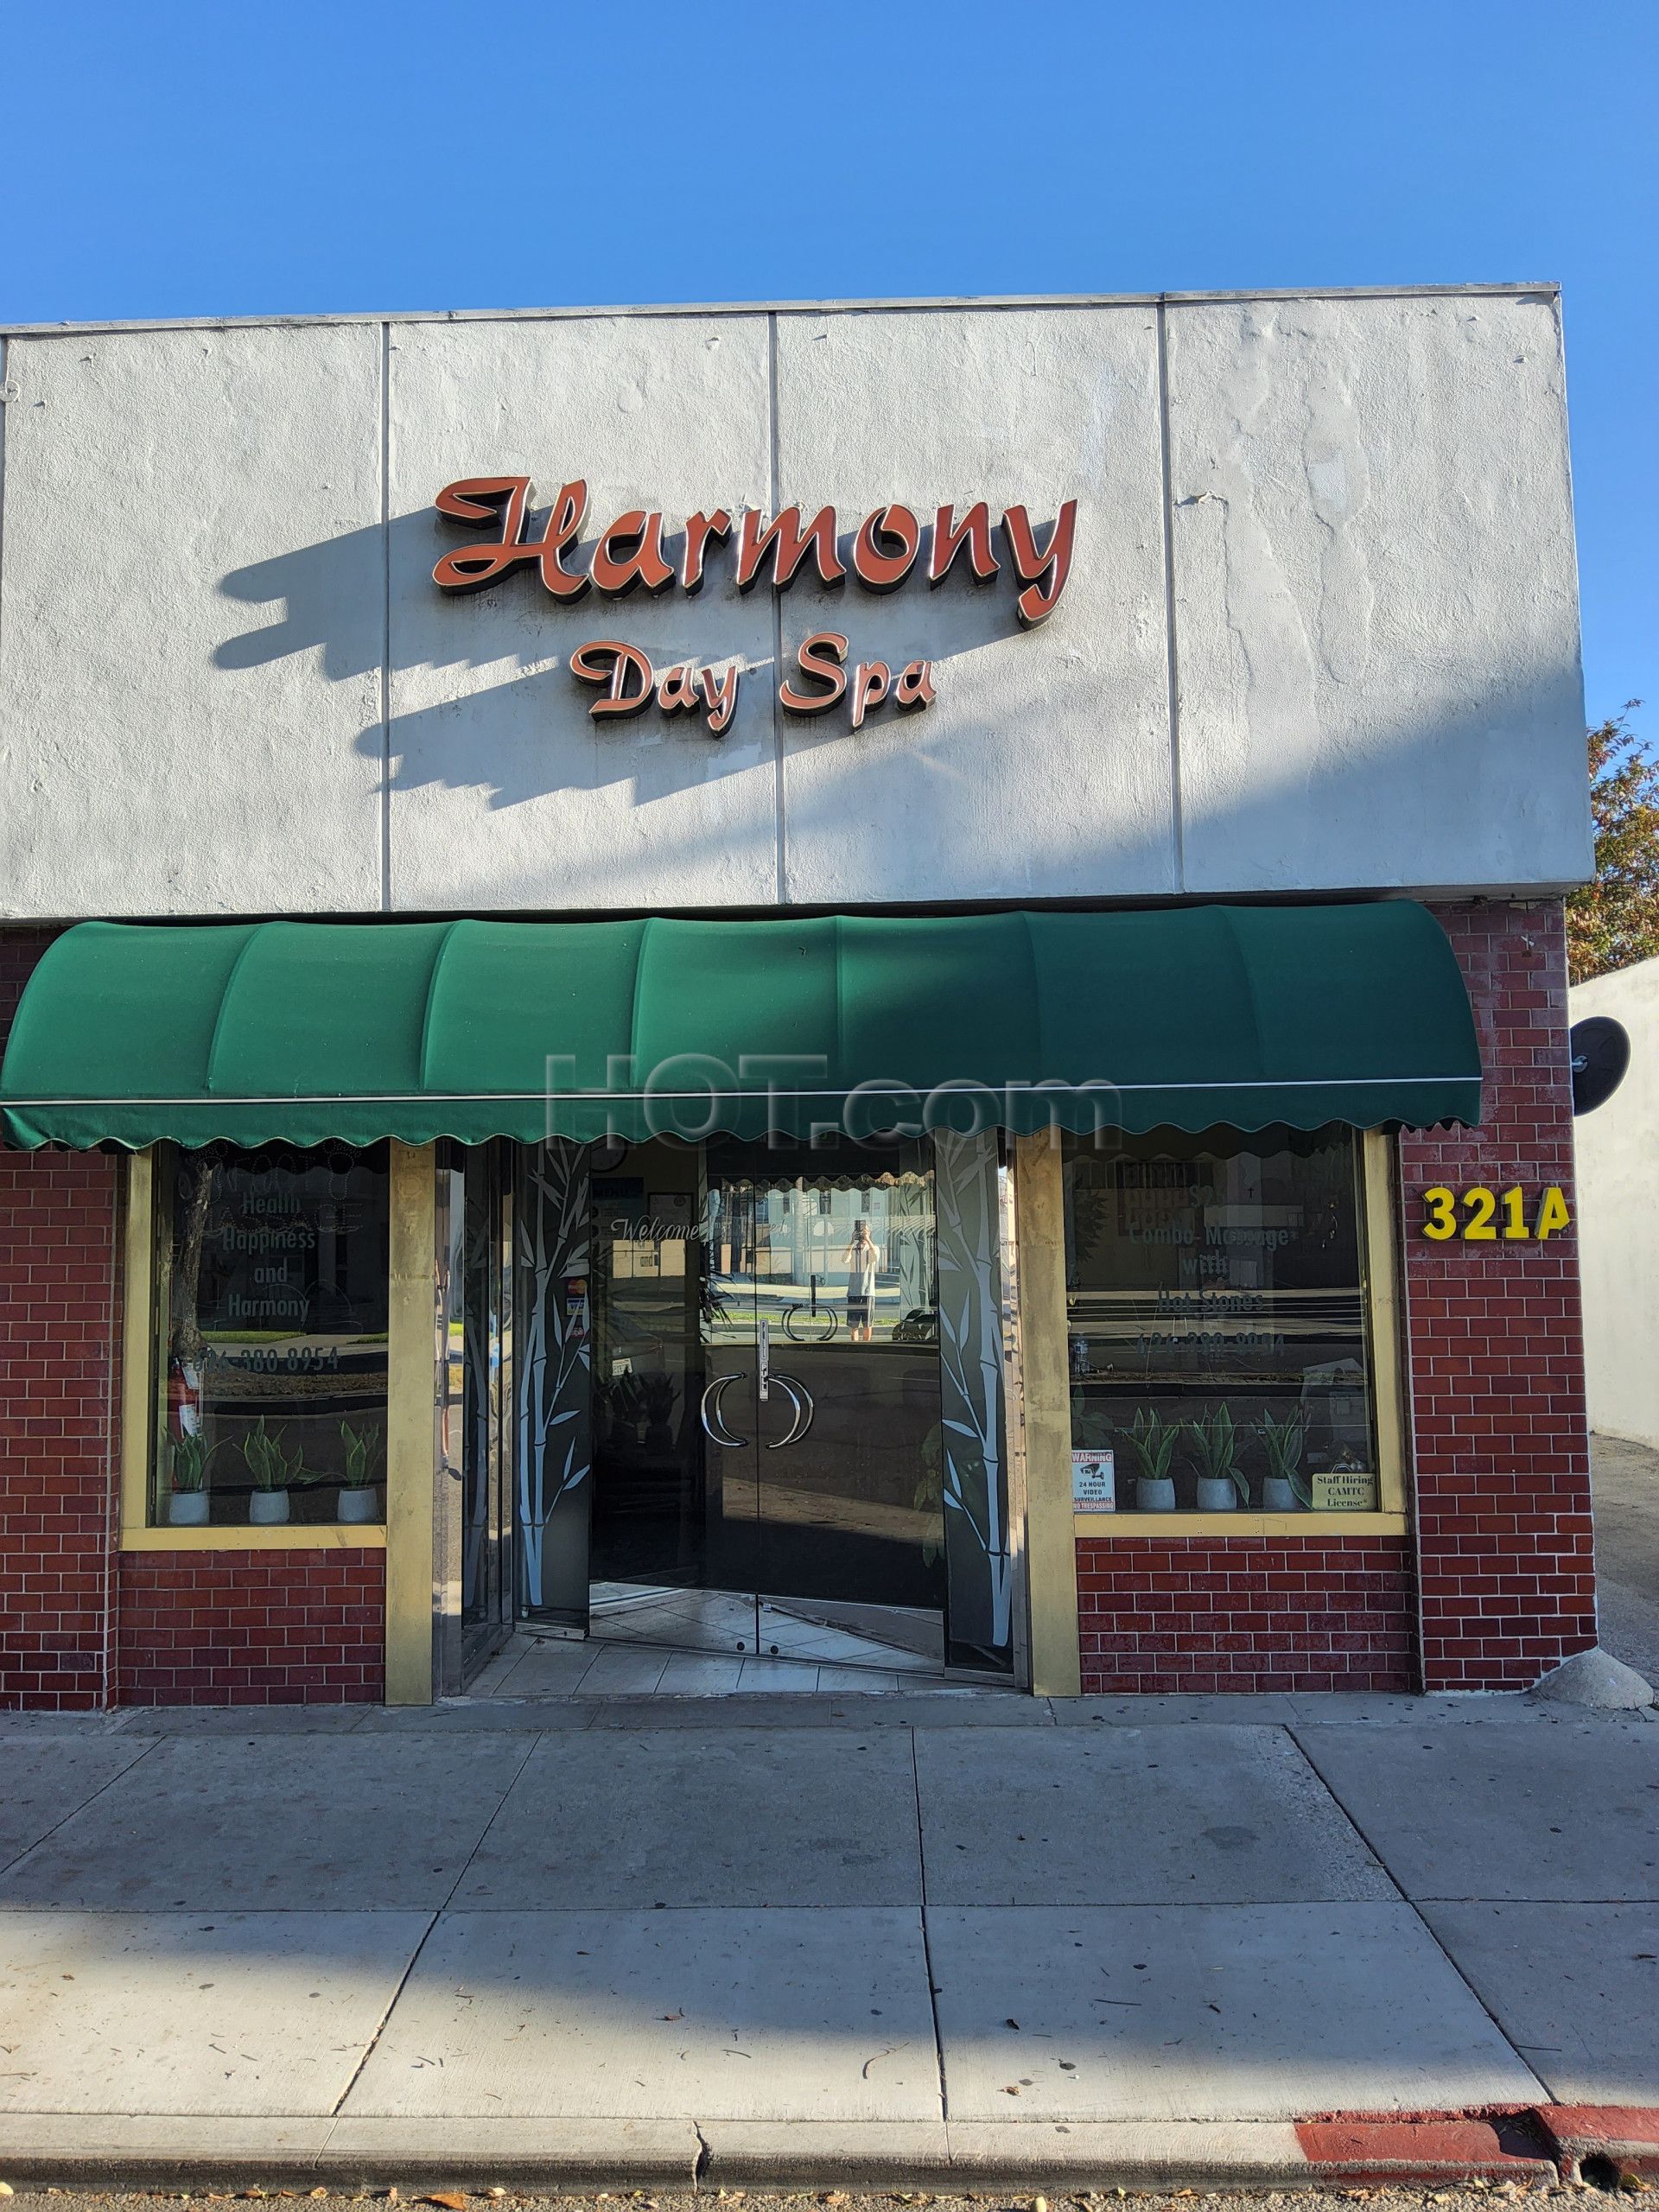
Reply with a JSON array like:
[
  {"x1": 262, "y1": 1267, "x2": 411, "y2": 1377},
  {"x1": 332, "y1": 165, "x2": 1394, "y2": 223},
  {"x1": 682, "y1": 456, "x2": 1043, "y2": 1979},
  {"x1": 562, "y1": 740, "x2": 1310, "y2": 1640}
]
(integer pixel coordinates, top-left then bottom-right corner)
[{"x1": 1421, "y1": 1185, "x2": 1572, "y2": 1243}]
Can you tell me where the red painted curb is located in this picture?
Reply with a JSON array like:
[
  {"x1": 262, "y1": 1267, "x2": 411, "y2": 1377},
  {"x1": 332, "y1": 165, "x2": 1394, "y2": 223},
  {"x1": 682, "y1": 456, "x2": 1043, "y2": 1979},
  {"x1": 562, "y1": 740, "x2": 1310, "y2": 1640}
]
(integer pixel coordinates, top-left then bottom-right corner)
[
  {"x1": 1295, "y1": 2115, "x2": 1554, "y2": 2183},
  {"x1": 1536, "y1": 2106, "x2": 1659, "y2": 2182}
]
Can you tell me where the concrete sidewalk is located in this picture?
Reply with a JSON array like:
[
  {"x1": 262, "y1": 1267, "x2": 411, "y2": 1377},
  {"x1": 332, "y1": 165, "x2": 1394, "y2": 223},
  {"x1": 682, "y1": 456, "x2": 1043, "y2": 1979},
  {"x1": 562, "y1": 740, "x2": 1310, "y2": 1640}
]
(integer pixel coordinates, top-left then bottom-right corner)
[
  {"x1": 1, "y1": 1691, "x2": 1656, "y2": 2188},
  {"x1": 1595, "y1": 1431, "x2": 1659, "y2": 1684}
]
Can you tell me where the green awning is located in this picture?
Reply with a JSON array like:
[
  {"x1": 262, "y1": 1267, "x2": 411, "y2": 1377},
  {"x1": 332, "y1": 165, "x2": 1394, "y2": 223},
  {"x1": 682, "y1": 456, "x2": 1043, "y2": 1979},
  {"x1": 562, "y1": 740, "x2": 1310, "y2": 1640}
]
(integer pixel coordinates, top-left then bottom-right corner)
[{"x1": 0, "y1": 905, "x2": 1480, "y2": 1151}]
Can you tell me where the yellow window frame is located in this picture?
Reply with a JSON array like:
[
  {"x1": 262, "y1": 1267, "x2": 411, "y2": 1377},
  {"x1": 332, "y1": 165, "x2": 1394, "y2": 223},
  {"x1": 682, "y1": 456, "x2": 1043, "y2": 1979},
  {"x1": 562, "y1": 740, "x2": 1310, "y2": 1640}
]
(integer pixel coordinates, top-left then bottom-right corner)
[
  {"x1": 118, "y1": 1144, "x2": 395, "y2": 1553},
  {"x1": 1018, "y1": 1129, "x2": 1412, "y2": 1689}
]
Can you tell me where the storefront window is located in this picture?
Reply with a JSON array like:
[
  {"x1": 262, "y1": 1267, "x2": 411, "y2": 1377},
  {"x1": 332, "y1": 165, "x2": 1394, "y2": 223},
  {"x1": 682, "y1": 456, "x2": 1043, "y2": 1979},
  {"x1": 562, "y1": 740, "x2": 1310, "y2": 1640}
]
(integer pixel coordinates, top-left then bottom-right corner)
[
  {"x1": 151, "y1": 1144, "x2": 390, "y2": 1529},
  {"x1": 1063, "y1": 1128, "x2": 1378, "y2": 1516}
]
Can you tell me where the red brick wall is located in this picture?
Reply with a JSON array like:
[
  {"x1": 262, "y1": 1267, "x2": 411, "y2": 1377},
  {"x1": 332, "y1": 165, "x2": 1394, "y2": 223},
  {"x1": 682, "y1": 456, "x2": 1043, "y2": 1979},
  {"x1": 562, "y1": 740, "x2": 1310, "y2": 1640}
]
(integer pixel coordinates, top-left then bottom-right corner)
[
  {"x1": 1, "y1": 930, "x2": 119, "y2": 1712},
  {"x1": 1077, "y1": 1535, "x2": 1414, "y2": 1694},
  {"x1": 1401, "y1": 899, "x2": 1594, "y2": 1688},
  {"x1": 0, "y1": 1147, "x2": 120, "y2": 1709},
  {"x1": 117, "y1": 1549, "x2": 386, "y2": 1705}
]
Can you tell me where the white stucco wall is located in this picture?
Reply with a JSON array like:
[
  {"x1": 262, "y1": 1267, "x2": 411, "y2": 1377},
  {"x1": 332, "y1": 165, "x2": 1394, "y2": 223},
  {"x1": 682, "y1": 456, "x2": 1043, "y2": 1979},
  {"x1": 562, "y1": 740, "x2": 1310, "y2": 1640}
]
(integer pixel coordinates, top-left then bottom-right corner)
[
  {"x1": 1570, "y1": 957, "x2": 1659, "y2": 1448},
  {"x1": 0, "y1": 287, "x2": 1591, "y2": 918}
]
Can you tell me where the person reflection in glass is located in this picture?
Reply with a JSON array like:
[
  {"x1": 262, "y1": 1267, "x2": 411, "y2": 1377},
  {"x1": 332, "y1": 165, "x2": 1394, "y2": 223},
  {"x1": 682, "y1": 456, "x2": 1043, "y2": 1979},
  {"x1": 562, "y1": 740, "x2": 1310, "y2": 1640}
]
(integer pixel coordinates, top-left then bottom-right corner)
[{"x1": 843, "y1": 1217, "x2": 880, "y2": 1344}]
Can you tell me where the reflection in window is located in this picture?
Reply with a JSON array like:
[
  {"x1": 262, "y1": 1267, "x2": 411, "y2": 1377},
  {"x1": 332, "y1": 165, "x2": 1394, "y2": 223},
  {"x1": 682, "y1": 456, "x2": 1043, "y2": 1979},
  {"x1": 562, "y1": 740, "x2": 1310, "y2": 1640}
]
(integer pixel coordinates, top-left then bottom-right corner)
[
  {"x1": 1063, "y1": 1128, "x2": 1377, "y2": 1515},
  {"x1": 152, "y1": 1145, "x2": 390, "y2": 1528}
]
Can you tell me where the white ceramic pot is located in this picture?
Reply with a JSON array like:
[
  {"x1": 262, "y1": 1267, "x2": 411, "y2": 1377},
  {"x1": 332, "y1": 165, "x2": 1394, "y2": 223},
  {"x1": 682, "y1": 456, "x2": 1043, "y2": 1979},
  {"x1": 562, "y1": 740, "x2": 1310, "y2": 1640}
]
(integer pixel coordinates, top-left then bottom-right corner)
[
  {"x1": 336, "y1": 1485, "x2": 378, "y2": 1524},
  {"x1": 168, "y1": 1491, "x2": 209, "y2": 1527},
  {"x1": 1262, "y1": 1476, "x2": 1300, "y2": 1511},
  {"x1": 249, "y1": 1490, "x2": 290, "y2": 1525},
  {"x1": 1136, "y1": 1476, "x2": 1177, "y2": 1511},
  {"x1": 1196, "y1": 1475, "x2": 1237, "y2": 1512}
]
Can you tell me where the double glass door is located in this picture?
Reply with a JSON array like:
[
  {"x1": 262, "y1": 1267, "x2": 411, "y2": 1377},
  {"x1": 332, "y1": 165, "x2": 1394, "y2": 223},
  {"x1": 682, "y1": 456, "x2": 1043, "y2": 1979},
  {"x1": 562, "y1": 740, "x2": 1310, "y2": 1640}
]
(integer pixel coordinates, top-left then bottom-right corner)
[{"x1": 588, "y1": 1136, "x2": 948, "y2": 1673}]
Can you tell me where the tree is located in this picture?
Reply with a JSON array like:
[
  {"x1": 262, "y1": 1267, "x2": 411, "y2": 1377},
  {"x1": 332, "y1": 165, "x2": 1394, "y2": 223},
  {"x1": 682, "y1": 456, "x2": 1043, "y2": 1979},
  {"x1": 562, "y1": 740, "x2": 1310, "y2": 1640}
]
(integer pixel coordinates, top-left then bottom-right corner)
[{"x1": 1567, "y1": 704, "x2": 1659, "y2": 984}]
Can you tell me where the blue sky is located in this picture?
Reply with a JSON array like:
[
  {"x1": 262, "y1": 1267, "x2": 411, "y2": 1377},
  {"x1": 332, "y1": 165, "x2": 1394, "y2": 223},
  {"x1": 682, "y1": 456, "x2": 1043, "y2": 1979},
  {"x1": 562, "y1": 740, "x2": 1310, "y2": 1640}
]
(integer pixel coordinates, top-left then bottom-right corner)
[{"x1": 3, "y1": 1, "x2": 1651, "y2": 731}]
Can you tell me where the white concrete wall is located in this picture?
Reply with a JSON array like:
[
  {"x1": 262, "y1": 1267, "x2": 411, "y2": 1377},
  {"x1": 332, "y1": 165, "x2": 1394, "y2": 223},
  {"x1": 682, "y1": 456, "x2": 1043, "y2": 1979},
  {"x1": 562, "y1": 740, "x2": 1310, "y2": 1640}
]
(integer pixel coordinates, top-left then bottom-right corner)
[
  {"x1": 0, "y1": 289, "x2": 1591, "y2": 919},
  {"x1": 1571, "y1": 957, "x2": 1659, "y2": 1448}
]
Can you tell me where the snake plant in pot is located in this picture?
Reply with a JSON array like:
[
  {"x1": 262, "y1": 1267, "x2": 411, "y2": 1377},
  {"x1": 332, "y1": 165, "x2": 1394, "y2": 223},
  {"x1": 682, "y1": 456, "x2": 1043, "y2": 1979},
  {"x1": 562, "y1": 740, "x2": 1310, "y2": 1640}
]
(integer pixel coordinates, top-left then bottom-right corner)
[
  {"x1": 1117, "y1": 1407, "x2": 1179, "y2": 1511},
  {"x1": 1256, "y1": 1410, "x2": 1311, "y2": 1510},
  {"x1": 166, "y1": 1432, "x2": 221, "y2": 1526},
  {"x1": 241, "y1": 1417, "x2": 303, "y2": 1525},
  {"x1": 337, "y1": 1420, "x2": 382, "y2": 1523},
  {"x1": 1186, "y1": 1403, "x2": 1249, "y2": 1511}
]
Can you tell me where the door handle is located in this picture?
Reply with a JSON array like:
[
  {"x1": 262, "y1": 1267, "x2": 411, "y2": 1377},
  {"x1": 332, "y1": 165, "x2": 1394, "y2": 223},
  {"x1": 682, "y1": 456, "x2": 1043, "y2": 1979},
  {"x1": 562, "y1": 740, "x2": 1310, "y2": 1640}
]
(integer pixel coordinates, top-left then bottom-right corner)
[
  {"x1": 765, "y1": 1371, "x2": 815, "y2": 1450},
  {"x1": 758, "y1": 1316, "x2": 770, "y2": 1402},
  {"x1": 699, "y1": 1371, "x2": 748, "y2": 1447}
]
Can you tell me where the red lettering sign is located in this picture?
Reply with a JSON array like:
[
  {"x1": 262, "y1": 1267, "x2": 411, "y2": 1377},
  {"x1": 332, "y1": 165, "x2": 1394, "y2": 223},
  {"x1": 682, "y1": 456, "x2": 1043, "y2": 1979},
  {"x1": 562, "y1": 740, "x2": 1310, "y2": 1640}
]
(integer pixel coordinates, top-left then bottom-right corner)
[
  {"x1": 568, "y1": 639, "x2": 653, "y2": 718},
  {"x1": 433, "y1": 476, "x2": 592, "y2": 601},
  {"x1": 852, "y1": 506, "x2": 920, "y2": 593},
  {"x1": 779, "y1": 632, "x2": 849, "y2": 715},
  {"x1": 442, "y1": 476, "x2": 1077, "y2": 743},
  {"x1": 590, "y1": 511, "x2": 674, "y2": 597},
  {"x1": 928, "y1": 502, "x2": 999, "y2": 588},
  {"x1": 434, "y1": 480, "x2": 1077, "y2": 624},
  {"x1": 734, "y1": 506, "x2": 846, "y2": 593},
  {"x1": 1000, "y1": 499, "x2": 1077, "y2": 626},
  {"x1": 681, "y1": 509, "x2": 733, "y2": 594}
]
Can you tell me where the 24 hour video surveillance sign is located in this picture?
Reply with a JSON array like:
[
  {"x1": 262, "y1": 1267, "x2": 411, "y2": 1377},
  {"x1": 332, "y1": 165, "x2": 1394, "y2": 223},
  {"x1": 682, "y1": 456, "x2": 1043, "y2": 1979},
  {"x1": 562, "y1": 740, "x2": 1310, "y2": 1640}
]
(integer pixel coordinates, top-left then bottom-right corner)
[{"x1": 431, "y1": 476, "x2": 1077, "y2": 737}]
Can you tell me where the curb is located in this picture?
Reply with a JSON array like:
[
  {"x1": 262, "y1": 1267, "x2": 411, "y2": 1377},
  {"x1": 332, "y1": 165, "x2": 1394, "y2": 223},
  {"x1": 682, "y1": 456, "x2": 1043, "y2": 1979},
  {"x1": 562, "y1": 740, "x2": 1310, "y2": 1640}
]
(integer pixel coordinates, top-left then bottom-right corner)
[
  {"x1": 0, "y1": 2105, "x2": 1656, "y2": 2191},
  {"x1": 1295, "y1": 2114, "x2": 1556, "y2": 2185},
  {"x1": 1536, "y1": 2106, "x2": 1659, "y2": 2185}
]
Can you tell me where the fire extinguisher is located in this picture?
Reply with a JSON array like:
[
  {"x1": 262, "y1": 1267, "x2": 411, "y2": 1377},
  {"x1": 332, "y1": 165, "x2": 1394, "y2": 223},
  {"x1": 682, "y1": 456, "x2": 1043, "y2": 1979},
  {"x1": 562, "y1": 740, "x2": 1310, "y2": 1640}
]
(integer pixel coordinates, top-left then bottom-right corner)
[{"x1": 168, "y1": 1355, "x2": 201, "y2": 1439}]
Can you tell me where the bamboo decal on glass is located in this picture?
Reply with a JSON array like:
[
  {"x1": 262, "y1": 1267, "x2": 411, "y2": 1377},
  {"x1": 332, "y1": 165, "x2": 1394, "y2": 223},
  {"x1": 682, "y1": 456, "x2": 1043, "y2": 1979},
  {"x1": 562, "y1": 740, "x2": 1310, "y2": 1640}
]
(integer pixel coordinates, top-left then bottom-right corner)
[
  {"x1": 935, "y1": 1130, "x2": 1013, "y2": 1662},
  {"x1": 513, "y1": 1140, "x2": 593, "y2": 1618}
]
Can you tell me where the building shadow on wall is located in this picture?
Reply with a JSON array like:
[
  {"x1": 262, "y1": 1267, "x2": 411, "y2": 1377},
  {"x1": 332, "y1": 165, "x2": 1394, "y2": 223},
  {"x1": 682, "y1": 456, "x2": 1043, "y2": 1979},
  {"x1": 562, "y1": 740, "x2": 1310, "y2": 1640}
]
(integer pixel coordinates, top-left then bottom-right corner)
[
  {"x1": 216, "y1": 508, "x2": 1035, "y2": 814},
  {"x1": 213, "y1": 505, "x2": 1587, "y2": 899}
]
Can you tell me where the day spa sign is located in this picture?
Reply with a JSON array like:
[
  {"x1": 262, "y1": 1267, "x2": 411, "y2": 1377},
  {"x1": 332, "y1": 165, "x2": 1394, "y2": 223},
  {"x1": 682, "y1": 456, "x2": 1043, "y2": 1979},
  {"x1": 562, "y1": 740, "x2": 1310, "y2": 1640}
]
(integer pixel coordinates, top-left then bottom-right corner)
[{"x1": 432, "y1": 478, "x2": 1077, "y2": 736}]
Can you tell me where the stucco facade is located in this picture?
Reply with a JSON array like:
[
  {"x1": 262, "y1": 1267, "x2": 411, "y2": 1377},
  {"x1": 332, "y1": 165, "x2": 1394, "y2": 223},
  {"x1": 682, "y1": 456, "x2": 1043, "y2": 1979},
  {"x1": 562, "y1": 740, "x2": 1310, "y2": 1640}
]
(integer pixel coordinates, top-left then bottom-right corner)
[{"x1": 0, "y1": 288, "x2": 1589, "y2": 921}]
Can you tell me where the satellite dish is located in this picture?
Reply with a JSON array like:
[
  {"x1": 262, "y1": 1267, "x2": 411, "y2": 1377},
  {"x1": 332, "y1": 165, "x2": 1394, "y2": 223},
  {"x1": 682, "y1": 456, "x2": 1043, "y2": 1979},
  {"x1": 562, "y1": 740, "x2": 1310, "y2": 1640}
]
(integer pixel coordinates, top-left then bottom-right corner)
[{"x1": 1570, "y1": 1016, "x2": 1630, "y2": 1116}]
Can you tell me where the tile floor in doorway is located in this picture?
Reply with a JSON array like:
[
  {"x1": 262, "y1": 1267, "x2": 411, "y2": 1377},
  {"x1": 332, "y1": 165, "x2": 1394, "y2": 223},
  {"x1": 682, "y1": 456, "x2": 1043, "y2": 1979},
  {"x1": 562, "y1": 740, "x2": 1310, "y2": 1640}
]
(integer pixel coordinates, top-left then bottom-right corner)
[
  {"x1": 466, "y1": 1615, "x2": 1008, "y2": 1699},
  {"x1": 463, "y1": 1578, "x2": 1010, "y2": 1699},
  {"x1": 586, "y1": 1581, "x2": 945, "y2": 1667},
  {"x1": 465, "y1": 1637, "x2": 957, "y2": 1697}
]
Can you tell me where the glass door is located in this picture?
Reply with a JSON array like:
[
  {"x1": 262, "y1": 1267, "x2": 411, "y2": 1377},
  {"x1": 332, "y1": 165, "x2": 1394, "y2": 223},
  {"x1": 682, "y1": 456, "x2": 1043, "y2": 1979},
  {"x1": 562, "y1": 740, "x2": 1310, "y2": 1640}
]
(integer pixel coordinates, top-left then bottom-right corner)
[
  {"x1": 730, "y1": 1142, "x2": 947, "y2": 1671},
  {"x1": 586, "y1": 1135, "x2": 987, "y2": 1677},
  {"x1": 588, "y1": 1141, "x2": 760, "y2": 1653}
]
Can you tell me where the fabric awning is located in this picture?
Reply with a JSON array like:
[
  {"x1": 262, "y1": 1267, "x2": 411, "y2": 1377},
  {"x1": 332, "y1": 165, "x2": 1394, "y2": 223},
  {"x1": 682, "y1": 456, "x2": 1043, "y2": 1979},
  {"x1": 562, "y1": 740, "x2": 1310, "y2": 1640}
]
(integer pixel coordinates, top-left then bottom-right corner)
[{"x1": 0, "y1": 905, "x2": 1480, "y2": 1151}]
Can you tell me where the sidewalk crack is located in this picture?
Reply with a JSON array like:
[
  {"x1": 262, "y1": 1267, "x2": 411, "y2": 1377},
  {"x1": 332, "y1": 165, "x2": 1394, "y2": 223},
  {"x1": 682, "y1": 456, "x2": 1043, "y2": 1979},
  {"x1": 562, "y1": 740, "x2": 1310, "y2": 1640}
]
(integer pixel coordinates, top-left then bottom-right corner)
[
  {"x1": 330, "y1": 1907, "x2": 440, "y2": 2117},
  {"x1": 911, "y1": 1726, "x2": 949, "y2": 2124},
  {"x1": 0, "y1": 1733, "x2": 164, "y2": 1883},
  {"x1": 331, "y1": 1730, "x2": 542, "y2": 2117},
  {"x1": 1287, "y1": 1721, "x2": 1554, "y2": 2102}
]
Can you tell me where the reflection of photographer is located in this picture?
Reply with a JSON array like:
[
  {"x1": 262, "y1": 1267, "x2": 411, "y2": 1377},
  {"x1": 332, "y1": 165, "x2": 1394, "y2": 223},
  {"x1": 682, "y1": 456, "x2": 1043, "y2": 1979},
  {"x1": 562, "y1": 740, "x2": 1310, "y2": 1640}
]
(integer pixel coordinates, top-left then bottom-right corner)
[{"x1": 843, "y1": 1219, "x2": 880, "y2": 1343}]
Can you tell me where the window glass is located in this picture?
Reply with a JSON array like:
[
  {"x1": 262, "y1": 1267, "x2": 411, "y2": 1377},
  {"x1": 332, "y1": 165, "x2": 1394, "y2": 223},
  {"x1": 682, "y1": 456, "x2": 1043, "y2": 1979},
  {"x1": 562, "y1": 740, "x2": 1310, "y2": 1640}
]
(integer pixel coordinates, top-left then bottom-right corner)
[
  {"x1": 152, "y1": 1145, "x2": 390, "y2": 1528},
  {"x1": 1063, "y1": 1128, "x2": 1376, "y2": 1516}
]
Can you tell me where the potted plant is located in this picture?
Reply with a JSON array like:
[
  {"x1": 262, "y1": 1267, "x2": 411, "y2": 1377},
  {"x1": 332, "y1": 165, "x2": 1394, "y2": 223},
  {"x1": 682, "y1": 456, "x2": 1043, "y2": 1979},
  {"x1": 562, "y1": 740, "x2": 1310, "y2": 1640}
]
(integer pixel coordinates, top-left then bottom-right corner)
[
  {"x1": 1118, "y1": 1407, "x2": 1179, "y2": 1511},
  {"x1": 336, "y1": 1420, "x2": 381, "y2": 1524},
  {"x1": 166, "y1": 1432, "x2": 220, "y2": 1526},
  {"x1": 241, "y1": 1417, "x2": 303, "y2": 1525},
  {"x1": 1257, "y1": 1410, "x2": 1310, "y2": 1511},
  {"x1": 1187, "y1": 1403, "x2": 1249, "y2": 1512}
]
